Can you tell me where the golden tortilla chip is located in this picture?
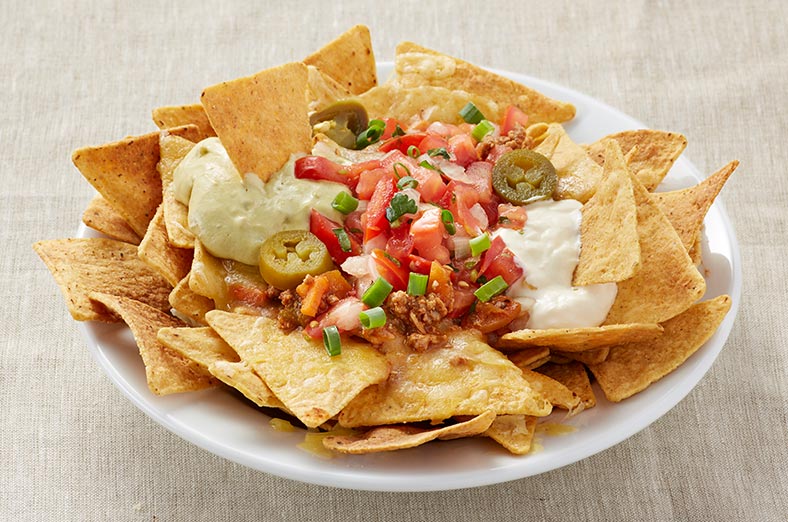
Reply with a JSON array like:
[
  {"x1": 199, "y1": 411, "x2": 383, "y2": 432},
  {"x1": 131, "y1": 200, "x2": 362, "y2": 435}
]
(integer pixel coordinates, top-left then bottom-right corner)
[
  {"x1": 553, "y1": 347, "x2": 610, "y2": 365},
  {"x1": 589, "y1": 295, "x2": 732, "y2": 402},
  {"x1": 82, "y1": 195, "x2": 141, "y2": 245},
  {"x1": 201, "y1": 62, "x2": 311, "y2": 181},
  {"x1": 206, "y1": 311, "x2": 390, "y2": 428},
  {"x1": 536, "y1": 362, "x2": 596, "y2": 409},
  {"x1": 72, "y1": 125, "x2": 202, "y2": 237},
  {"x1": 520, "y1": 370, "x2": 581, "y2": 411},
  {"x1": 138, "y1": 205, "x2": 193, "y2": 287},
  {"x1": 533, "y1": 123, "x2": 603, "y2": 202},
  {"x1": 357, "y1": 83, "x2": 501, "y2": 124},
  {"x1": 689, "y1": 233, "x2": 702, "y2": 265},
  {"x1": 338, "y1": 330, "x2": 552, "y2": 427},
  {"x1": 573, "y1": 140, "x2": 640, "y2": 285},
  {"x1": 323, "y1": 411, "x2": 495, "y2": 454},
  {"x1": 157, "y1": 326, "x2": 284, "y2": 409},
  {"x1": 303, "y1": 25, "x2": 376, "y2": 95},
  {"x1": 585, "y1": 130, "x2": 687, "y2": 190},
  {"x1": 604, "y1": 174, "x2": 706, "y2": 325},
  {"x1": 651, "y1": 160, "x2": 738, "y2": 252},
  {"x1": 169, "y1": 274, "x2": 214, "y2": 325},
  {"x1": 90, "y1": 293, "x2": 216, "y2": 395},
  {"x1": 189, "y1": 240, "x2": 229, "y2": 308},
  {"x1": 306, "y1": 65, "x2": 352, "y2": 112},
  {"x1": 506, "y1": 346, "x2": 551, "y2": 370},
  {"x1": 152, "y1": 104, "x2": 216, "y2": 141},
  {"x1": 33, "y1": 238, "x2": 172, "y2": 322},
  {"x1": 499, "y1": 323, "x2": 663, "y2": 352},
  {"x1": 484, "y1": 415, "x2": 537, "y2": 455},
  {"x1": 158, "y1": 133, "x2": 196, "y2": 248},
  {"x1": 394, "y1": 42, "x2": 575, "y2": 124}
]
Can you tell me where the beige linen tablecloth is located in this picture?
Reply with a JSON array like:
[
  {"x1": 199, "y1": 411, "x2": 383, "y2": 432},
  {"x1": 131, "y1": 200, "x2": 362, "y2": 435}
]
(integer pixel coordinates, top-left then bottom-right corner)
[{"x1": 4, "y1": 1, "x2": 786, "y2": 520}]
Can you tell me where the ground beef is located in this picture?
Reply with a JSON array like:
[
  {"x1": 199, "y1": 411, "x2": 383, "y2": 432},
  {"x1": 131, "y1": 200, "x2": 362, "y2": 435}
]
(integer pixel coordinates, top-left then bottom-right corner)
[
  {"x1": 385, "y1": 291, "x2": 452, "y2": 351},
  {"x1": 276, "y1": 289, "x2": 308, "y2": 331},
  {"x1": 476, "y1": 125, "x2": 534, "y2": 161}
]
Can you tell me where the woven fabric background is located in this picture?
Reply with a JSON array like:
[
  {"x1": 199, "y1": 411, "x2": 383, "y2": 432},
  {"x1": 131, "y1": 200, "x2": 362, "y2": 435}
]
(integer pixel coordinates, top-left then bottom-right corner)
[{"x1": 3, "y1": 1, "x2": 786, "y2": 520}]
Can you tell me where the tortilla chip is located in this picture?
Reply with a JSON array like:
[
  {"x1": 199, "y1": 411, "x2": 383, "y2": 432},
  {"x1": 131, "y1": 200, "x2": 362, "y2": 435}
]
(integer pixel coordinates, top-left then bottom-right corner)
[
  {"x1": 205, "y1": 311, "x2": 390, "y2": 428},
  {"x1": 338, "y1": 330, "x2": 552, "y2": 427},
  {"x1": 573, "y1": 140, "x2": 640, "y2": 285},
  {"x1": 357, "y1": 83, "x2": 501, "y2": 124},
  {"x1": 519, "y1": 370, "x2": 581, "y2": 411},
  {"x1": 157, "y1": 326, "x2": 284, "y2": 409},
  {"x1": 201, "y1": 62, "x2": 311, "y2": 182},
  {"x1": 189, "y1": 240, "x2": 229, "y2": 308},
  {"x1": 589, "y1": 295, "x2": 732, "y2": 402},
  {"x1": 169, "y1": 274, "x2": 214, "y2": 325},
  {"x1": 138, "y1": 205, "x2": 193, "y2": 287},
  {"x1": 158, "y1": 133, "x2": 196, "y2": 248},
  {"x1": 323, "y1": 411, "x2": 495, "y2": 454},
  {"x1": 484, "y1": 415, "x2": 537, "y2": 455},
  {"x1": 306, "y1": 65, "x2": 352, "y2": 112},
  {"x1": 553, "y1": 347, "x2": 610, "y2": 365},
  {"x1": 82, "y1": 195, "x2": 141, "y2": 245},
  {"x1": 651, "y1": 160, "x2": 738, "y2": 252},
  {"x1": 499, "y1": 323, "x2": 663, "y2": 352},
  {"x1": 33, "y1": 238, "x2": 172, "y2": 322},
  {"x1": 152, "y1": 104, "x2": 216, "y2": 141},
  {"x1": 689, "y1": 233, "x2": 702, "y2": 265},
  {"x1": 585, "y1": 130, "x2": 687, "y2": 191},
  {"x1": 533, "y1": 123, "x2": 603, "y2": 202},
  {"x1": 394, "y1": 42, "x2": 575, "y2": 124},
  {"x1": 303, "y1": 25, "x2": 376, "y2": 95},
  {"x1": 603, "y1": 174, "x2": 706, "y2": 325},
  {"x1": 536, "y1": 362, "x2": 596, "y2": 408},
  {"x1": 90, "y1": 293, "x2": 216, "y2": 395},
  {"x1": 506, "y1": 346, "x2": 551, "y2": 370},
  {"x1": 72, "y1": 125, "x2": 202, "y2": 237}
]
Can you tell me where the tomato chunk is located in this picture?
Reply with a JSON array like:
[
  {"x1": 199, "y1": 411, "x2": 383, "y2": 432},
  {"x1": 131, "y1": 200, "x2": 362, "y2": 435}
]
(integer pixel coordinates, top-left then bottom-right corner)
[
  {"x1": 378, "y1": 133, "x2": 428, "y2": 154},
  {"x1": 309, "y1": 209, "x2": 360, "y2": 265},
  {"x1": 501, "y1": 105, "x2": 529, "y2": 135},
  {"x1": 364, "y1": 176, "x2": 397, "y2": 243},
  {"x1": 294, "y1": 156, "x2": 351, "y2": 186},
  {"x1": 371, "y1": 248, "x2": 409, "y2": 291}
]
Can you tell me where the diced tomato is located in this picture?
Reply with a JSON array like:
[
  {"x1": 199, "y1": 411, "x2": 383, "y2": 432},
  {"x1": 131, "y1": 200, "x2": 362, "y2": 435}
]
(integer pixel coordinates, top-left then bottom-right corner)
[
  {"x1": 441, "y1": 181, "x2": 487, "y2": 235},
  {"x1": 347, "y1": 159, "x2": 382, "y2": 181},
  {"x1": 486, "y1": 144, "x2": 512, "y2": 164},
  {"x1": 497, "y1": 203, "x2": 527, "y2": 229},
  {"x1": 410, "y1": 164, "x2": 447, "y2": 203},
  {"x1": 294, "y1": 156, "x2": 352, "y2": 187},
  {"x1": 386, "y1": 222, "x2": 414, "y2": 261},
  {"x1": 226, "y1": 282, "x2": 269, "y2": 309},
  {"x1": 381, "y1": 118, "x2": 405, "y2": 140},
  {"x1": 309, "y1": 209, "x2": 360, "y2": 265},
  {"x1": 356, "y1": 167, "x2": 391, "y2": 200},
  {"x1": 463, "y1": 162, "x2": 493, "y2": 203},
  {"x1": 378, "y1": 132, "x2": 428, "y2": 154},
  {"x1": 417, "y1": 134, "x2": 449, "y2": 155},
  {"x1": 501, "y1": 105, "x2": 529, "y2": 135},
  {"x1": 344, "y1": 210, "x2": 364, "y2": 241},
  {"x1": 407, "y1": 254, "x2": 433, "y2": 275},
  {"x1": 371, "y1": 248, "x2": 409, "y2": 291},
  {"x1": 449, "y1": 285, "x2": 477, "y2": 318},
  {"x1": 479, "y1": 237, "x2": 523, "y2": 286},
  {"x1": 448, "y1": 134, "x2": 478, "y2": 167},
  {"x1": 364, "y1": 176, "x2": 397, "y2": 243},
  {"x1": 411, "y1": 208, "x2": 450, "y2": 264},
  {"x1": 425, "y1": 122, "x2": 458, "y2": 138}
]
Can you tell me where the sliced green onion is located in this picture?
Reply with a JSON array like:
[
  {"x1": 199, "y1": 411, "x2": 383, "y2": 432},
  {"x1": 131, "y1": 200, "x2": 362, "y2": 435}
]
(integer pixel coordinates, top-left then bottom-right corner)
[
  {"x1": 473, "y1": 275, "x2": 508, "y2": 302},
  {"x1": 369, "y1": 119, "x2": 386, "y2": 129},
  {"x1": 393, "y1": 162, "x2": 411, "y2": 179},
  {"x1": 359, "y1": 306, "x2": 387, "y2": 329},
  {"x1": 361, "y1": 277, "x2": 393, "y2": 307},
  {"x1": 419, "y1": 159, "x2": 439, "y2": 171},
  {"x1": 356, "y1": 119, "x2": 386, "y2": 149},
  {"x1": 471, "y1": 120, "x2": 495, "y2": 141},
  {"x1": 407, "y1": 145, "x2": 421, "y2": 158},
  {"x1": 407, "y1": 272, "x2": 429, "y2": 296},
  {"x1": 331, "y1": 192, "x2": 359, "y2": 214},
  {"x1": 459, "y1": 102, "x2": 485, "y2": 124},
  {"x1": 397, "y1": 175, "x2": 419, "y2": 190},
  {"x1": 440, "y1": 209, "x2": 456, "y2": 235},
  {"x1": 333, "y1": 228, "x2": 352, "y2": 252},
  {"x1": 322, "y1": 325, "x2": 342, "y2": 356},
  {"x1": 469, "y1": 232, "x2": 491, "y2": 257},
  {"x1": 428, "y1": 147, "x2": 450, "y2": 159}
]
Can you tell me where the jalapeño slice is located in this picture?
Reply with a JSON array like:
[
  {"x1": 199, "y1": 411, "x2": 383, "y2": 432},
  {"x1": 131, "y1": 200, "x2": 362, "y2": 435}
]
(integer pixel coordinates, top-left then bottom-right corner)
[
  {"x1": 492, "y1": 149, "x2": 558, "y2": 205},
  {"x1": 309, "y1": 100, "x2": 369, "y2": 150},
  {"x1": 258, "y1": 230, "x2": 334, "y2": 289}
]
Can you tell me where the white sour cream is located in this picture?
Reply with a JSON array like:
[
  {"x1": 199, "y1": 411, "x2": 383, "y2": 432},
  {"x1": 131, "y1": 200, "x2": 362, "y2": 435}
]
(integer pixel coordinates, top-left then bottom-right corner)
[
  {"x1": 493, "y1": 200, "x2": 617, "y2": 329},
  {"x1": 173, "y1": 138, "x2": 350, "y2": 266}
]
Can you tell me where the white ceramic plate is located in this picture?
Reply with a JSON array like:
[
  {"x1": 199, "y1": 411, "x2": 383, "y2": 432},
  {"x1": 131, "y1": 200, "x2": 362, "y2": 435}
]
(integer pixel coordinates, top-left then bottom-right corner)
[{"x1": 79, "y1": 63, "x2": 741, "y2": 492}]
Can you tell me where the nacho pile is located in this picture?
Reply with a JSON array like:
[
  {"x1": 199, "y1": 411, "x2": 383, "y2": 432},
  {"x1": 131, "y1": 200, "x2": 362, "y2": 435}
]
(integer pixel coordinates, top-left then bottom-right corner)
[{"x1": 36, "y1": 25, "x2": 736, "y2": 457}]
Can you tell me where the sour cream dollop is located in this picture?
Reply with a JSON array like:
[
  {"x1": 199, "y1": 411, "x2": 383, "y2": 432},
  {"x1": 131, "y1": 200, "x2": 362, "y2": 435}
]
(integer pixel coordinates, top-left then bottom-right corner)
[{"x1": 493, "y1": 200, "x2": 617, "y2": 329}]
